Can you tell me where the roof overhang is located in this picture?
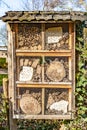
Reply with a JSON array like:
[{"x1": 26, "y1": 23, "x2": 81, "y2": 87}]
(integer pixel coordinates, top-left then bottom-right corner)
[{"x1": 1, "y1": 11, "x2": 87, "y2": 23}]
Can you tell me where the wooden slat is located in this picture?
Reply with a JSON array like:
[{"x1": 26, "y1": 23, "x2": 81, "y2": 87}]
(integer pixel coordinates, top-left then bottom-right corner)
[
  {"x1": 13, "y1": 114, "x2": 71, "y2": 119},
  {"x1": 7, "y1": 23, "x2": 13, "y2": 100},
  {"x1": 16, "y1": 82, "x2": 72, "y2": 88},
  {"x1": 12, "y1": 32, "x2": 16, "y2": 114},
  {"x1": 16, "y1": 50, "x2": 72, "y2": 57},
  {"x1": 69, "y1": 23, "x2": 72, "y2": 81},
  {"x1": 68, "y1": 23, "x2": 73, "y2": 117},
  {"x1": 7, "y1": 23, "x2": 17, "y2": 130},
  {"x1": 42, "y1": 88, "x2": 45, "y2": 114},
  {"x1": 69, "y1": 57, "x2": 72, "y2": 81},
  {"x1": 16, "y1": 50, "x2": 71, "y2": 53},
  {"x1": 41, "y1": 24, "x2": 45, "y2": 115},
  {"x1": 14, "y1": 23, "x2": 20, "y2": 114},
  {"x1": 16, "y1": 81, "x2": 72, "y2": 85},
  {"x1": 68, "y1": 88, "x2": 72, "y2": 114},
  {"x1": 42, "y1": 23, "x2": 45, "y2": 50},
  {"x1": 72, "y1": 23, "x2": 76, "y2": 116},
  {"x1": 8, "y1": 21, "x2": 73, "y2": 24},
  {"x1": 14, "y1": 23, "x2": 18, "y2": 49},
  {"x1": 42, "y1": 57, "x2": 45, "y2": 114},
  {"x1": 69, "y1": 23, "x2": 72, "y2": 49}
]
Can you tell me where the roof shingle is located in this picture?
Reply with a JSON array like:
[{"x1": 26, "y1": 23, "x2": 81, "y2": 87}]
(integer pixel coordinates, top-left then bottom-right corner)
[{"x1": 1, "y1": 11, "x2": 87, "y2": 22}]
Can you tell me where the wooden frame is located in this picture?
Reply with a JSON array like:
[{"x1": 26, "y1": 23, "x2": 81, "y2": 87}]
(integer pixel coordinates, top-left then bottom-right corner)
[{"x1": 8, "y1": 21, "x2": 75, "y2": 120}]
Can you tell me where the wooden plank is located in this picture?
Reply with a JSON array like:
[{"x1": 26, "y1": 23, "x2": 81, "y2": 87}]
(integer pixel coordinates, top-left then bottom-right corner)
[
  {"x1": 14, "y1": 24, "x2": 20, "y2": 114},
  {"x1": 7, "y1": 23, "x2": 13, "y2": 100},
  {"x1": 13, "y1": 114, "x2": 71, "y2": 119},
  {"x1": 69, "y1": 57, "x2": 72, "y2": 81},
  {"x1": 16, "y1": 49, "x2": 71, "y2": 53},
  {"x1": 16, "y1": 82, "x2": 72, "y2": 88},
  {"x1": 16, "y1": 50, "x2": 71, "y2": 53},
  {"x1": 68, "y1": 88, "x2": 72, "y2": 114},
  {"x1": 8, "y1": 21, "x2": 73, "y2": 24},
  {"x1": 17, "y1": 88, "x2": 20, "y2": 114},
  {"x1": 14, "y1": 23, "x2": 18, "y2": 49},
  {"x1": 16, "y1": 51, "x2": 72, "y2": 57},
  {"x1": 42, "y1": 57, "x2": 45, "y2": 115},
  {"x1": 72, "y1": 23, "x2": 76, "y2": 117},
  {"x1": 42, "y1": 88, "x2": 45, "y2": 114},
  {"x1": 41, "y1": 24, "x2": 45, "y2": 115},
  {"x1": 3, "y1": 78, "x2": 9, "y2": 128},
  {"x1": 69, "y1": 23, "x2": 72, "y2": 49},
  {"x1": 68, "y1": 23, "x2": 73, "y2": 117},
  {"x1": 7, "y1": 23, "x2": 17, "y2": 130},
  {"x1": 41, "y1": 23, "x2": 45, "y2": 49},
  {"x1": 16, "y1": 81, "x2": 72, "y2": 85},
  {"x1": 12, "y1": 32, "x2": 17, "y2": 115}
]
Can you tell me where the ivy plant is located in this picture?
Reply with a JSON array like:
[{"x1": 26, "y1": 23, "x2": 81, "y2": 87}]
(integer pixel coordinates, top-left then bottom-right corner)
[{"x1": 64, "y1": 22, "x2": 87, "y2": 130}]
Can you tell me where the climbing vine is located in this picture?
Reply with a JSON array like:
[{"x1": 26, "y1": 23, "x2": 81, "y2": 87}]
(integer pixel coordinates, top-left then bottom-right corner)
[
  {"x1": 75, "y1": 22, "x2": 87, "y2": 118},
  {"x1": 64, "y1": 22, "x2": 87, "y2": 130}
]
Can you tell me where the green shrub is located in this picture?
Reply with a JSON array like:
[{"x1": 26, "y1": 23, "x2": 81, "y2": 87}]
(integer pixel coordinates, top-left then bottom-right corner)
[
  {"x1": 0, "y1": 58, "x2": 7, "y2": 69},
  {"x1": 0, "y1": 75, "x2": 8, "y2": 86},
  {"x1": 17, "y1": 120, "x2": 61, "y2": 130},
  {"x1": 0, "y1": 93, "x2": 9, "y2": 130}
]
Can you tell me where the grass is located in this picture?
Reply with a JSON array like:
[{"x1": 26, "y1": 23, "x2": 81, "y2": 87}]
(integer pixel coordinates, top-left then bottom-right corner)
[{"x1": 0, "y1": 74, "x2": 8, "y2": 86}]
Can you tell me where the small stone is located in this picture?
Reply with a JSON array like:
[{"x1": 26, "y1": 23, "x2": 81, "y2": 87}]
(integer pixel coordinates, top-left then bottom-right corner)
[{"x1": 50, "y1": 100, "x2": 68, "y2": 114}]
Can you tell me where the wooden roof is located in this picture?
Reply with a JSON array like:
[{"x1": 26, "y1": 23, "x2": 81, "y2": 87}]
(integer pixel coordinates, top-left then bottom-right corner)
[{"x1": 1, "y1": 11, "x2": 87, "y2": 22}]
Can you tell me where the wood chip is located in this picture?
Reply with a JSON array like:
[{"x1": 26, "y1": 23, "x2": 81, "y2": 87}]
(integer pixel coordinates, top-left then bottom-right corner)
[
  {"x1": 37, "y1": 44, "x2": 42, "y2": 50},
  {"x1": 36, "y1": 65, "x2": 42, "y2": 75},
  {"x1": 24, "y1": 59, "x2": 29, "y2": 66},
  {"x1": 33, "y1": 46, "x2": 37, "y2": 50},
  {"x1": 32, "y1": 59, "x2": 40, "y2": 68}
]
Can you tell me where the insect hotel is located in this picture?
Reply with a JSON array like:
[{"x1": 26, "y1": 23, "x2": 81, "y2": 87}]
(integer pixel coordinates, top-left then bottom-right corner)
[{"x1": 2, "y1": 11, "x2": 87, "y2": 120}]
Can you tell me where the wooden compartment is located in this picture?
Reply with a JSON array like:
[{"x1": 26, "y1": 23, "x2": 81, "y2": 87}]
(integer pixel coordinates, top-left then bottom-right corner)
[
  {"x1": 44, "y1": 57, "x2": 69, "y2": 82},
  {"x1": 18, "y1": 24, "x2": 42, "y2": 50},
  {"x1": 15, "y1": 88, "x2": 42, "y2": 115},
  {"x1": 45, "y1": 23, "x2": 69, "y2": 50},
  {"x1": 17, "y1": 57, "x2": 42, "y2": 82},
  {"x1": 45, "y1": 88, "x2": 69, "y2": 115}
]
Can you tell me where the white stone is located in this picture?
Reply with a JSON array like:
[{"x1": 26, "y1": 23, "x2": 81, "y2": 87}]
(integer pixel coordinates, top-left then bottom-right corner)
[
  {"x1": 46, "y1": 27, "x2": 62, "y2": 44},
  {"x1": 50, "y1": 100, "x2": 68, "y2": 114},
  {"x1": 19, "y1": 66, "x2": 33, "y2": 81}
]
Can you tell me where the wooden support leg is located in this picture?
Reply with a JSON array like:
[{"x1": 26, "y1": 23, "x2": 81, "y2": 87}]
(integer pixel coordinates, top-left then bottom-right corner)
[
  {"x1": 9, "y1": 102, "x2": 17, "y2": 130},
  {"x1": 3, "y1": 78, "x2": 17, "y2": 130}
]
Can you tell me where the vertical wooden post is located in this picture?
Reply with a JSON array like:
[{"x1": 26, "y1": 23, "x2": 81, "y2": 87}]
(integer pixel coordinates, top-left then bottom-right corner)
[
  {"x1": 42, "y1": 23, "x2": 45, "y2": 50},
  {"x1": 68, "y1": 88, "x2": 72, "y2": 114},
  {"x1": 12, "y1": 32, "x2": 17, "y2": 115},
  {"x1": 72, "y1": 23, "x2": 76, "y2": 117},
  {"x1": 14, "y1": 24, "x2": 20, "y2": 113},
  {"x1": 7, "y1": 23, "x2": 17, "y2": 130},
  {"x1": 42, "y1": 23, "x2": 45, "y2": 115},
  {"x1": 68, "y1": 23, "x2": 72, "y2": 114},
  {"x1": 3, "y1": 78, "x2": 9, "y2": 129}
]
